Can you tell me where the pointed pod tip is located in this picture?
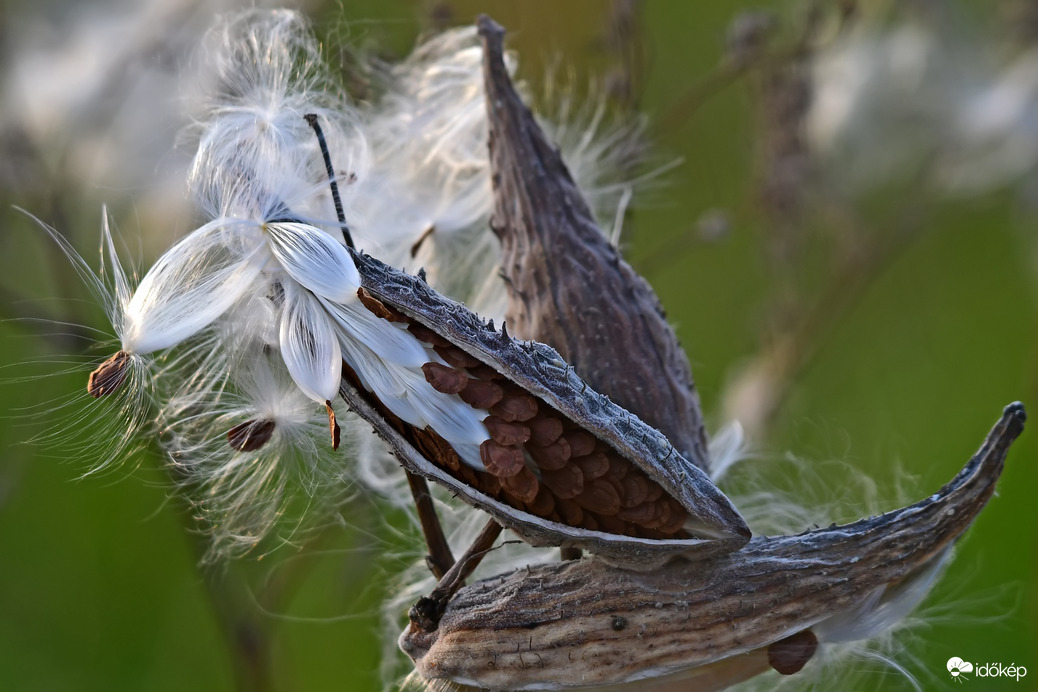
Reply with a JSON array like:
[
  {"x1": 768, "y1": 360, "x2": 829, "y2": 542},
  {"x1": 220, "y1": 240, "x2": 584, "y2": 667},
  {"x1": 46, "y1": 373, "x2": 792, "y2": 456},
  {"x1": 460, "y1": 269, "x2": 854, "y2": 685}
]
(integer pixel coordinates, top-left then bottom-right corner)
[
  {"x1": 1004, "y1": 401, "x2": 1026, "y2": 423},
  {"x1": 476, "y1": 15, "x2": 505, "y2": 39}
]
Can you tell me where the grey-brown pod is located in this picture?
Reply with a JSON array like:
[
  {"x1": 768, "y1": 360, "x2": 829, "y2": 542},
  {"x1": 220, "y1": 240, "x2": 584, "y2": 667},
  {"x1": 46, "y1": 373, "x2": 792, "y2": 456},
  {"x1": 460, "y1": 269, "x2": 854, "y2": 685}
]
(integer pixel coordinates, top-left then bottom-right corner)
[
  {"x1": 399, "y1": 404, "x2": 1025, "y2": 690},
  {"x1": 339, "y1": 248, "x2": 751, "y2": 569}
]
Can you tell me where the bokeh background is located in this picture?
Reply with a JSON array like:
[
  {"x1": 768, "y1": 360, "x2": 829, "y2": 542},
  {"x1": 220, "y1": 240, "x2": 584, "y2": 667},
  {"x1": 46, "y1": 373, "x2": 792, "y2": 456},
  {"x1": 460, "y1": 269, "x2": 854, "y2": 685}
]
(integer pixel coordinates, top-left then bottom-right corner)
[{"x1": 0, "y1": 1, "x2": 1035, "y2": 690}]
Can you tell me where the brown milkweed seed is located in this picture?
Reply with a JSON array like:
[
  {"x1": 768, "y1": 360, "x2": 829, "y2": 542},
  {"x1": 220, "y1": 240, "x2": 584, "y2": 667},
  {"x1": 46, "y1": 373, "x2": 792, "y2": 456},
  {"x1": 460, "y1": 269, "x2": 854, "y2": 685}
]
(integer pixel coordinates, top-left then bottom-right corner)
[
  {"x1": 607, "y1": 454, "x2": 629, "y2": 480},
  {"x1": 501, "y1": 466, "x2": 540, "y2": 504},
  {"x1": 616, "y1": 501, "x2": 659, "y2": 525},
  {"x1": 483, "y1": 416, "x2": 531, "y2": 446},
  {"x1": 407, "y1": 322, "x2": 450, "y2": 347},
  {"x1": 527, "y1": 415, "x2": 564, "y2": 446},
  {"x1": 575, "y1": 477, "x2": 621, "y2": 516},
  {"x1": 357, "y1": 286, "x2": 407, "y2": 322},
  {"x1": 561, "y1": 430, "x2": 596, "y2": 457},
  {"x1": 527, "y1": 436, "x2": 571, "y2": 471},
  {"x1": 526, "y1": 486, "x2": 556, "y2": 516},
  {"x1": 573, "y1": 451, "x2": 610, "y2": 480},
  {"x1": 556, "y1": 498, "x2": 584, "y2": 526},
  {"x1": 434, "y1": 344, "x2": 482, "y2": 369},
  {"x1": 489, "y1": 392, "x2": 538, "y2": 422},
  {"x1": 656, "y1": 498, "x2": 687, "y2": 533},
  {"x1": 767, "y1": 629, "x2": 818, "y2": 675},
  {"x1": 619, "y1": 472, "x2": 650, "y2": 508},
  {"x1": 459, "y1": 379, "x2": 504, "y2": 409},
  {"x1": 594, "y1": 511, "x2": 626, "y2": 535},
  {"x1": 540, "y1": 464, "x2": 584, "y2": 499},
  {"x1": 479, "y1": 439, "x2": 526, "y2": 477},
  {"x1": 87, "y1": 350, "x2": 130, "y2": 398},
  {"x1": 422, "y1": 362, "x2": 469, "y2": 394},
  {"x1": 226, "y1": 419, "x2": 277, "y2": 452}
]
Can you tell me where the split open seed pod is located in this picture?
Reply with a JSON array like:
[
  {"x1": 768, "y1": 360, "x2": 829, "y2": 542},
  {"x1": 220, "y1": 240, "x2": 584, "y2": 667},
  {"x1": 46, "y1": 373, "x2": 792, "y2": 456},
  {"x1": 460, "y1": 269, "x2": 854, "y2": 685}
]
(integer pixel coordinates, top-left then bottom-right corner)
[
  {"x1": 400, "y1": 403, "x2": 1025, "y2": 690},
  {"x1": 340, "y1": 256, "x2": 749, "y2": 570}
]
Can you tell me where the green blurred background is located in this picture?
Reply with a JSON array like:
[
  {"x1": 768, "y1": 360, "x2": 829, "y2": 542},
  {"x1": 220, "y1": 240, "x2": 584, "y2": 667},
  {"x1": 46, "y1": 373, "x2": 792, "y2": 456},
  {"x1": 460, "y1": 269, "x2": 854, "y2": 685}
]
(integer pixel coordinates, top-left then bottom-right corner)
[{"x1": 0, "y1": 1, "x2": 1034, "y2": 690}]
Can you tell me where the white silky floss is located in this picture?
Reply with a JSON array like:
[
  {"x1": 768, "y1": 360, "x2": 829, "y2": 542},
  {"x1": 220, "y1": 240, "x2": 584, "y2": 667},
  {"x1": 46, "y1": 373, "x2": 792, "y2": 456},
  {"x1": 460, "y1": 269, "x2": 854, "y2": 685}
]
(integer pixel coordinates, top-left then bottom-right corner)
[{"x1": 82, "y1": 10, "x2": 499, "y2": 557}]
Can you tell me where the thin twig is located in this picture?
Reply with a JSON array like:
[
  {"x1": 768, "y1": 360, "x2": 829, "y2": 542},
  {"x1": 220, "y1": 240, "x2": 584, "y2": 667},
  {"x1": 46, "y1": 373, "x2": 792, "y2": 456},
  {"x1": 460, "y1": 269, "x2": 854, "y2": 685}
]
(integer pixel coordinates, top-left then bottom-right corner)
[
  {"x1": 405, "y1": 470, "x2": 456, "y2": 579},
  {"x1": 408, "y1": 519, "x2": 503, "y2": 633}
]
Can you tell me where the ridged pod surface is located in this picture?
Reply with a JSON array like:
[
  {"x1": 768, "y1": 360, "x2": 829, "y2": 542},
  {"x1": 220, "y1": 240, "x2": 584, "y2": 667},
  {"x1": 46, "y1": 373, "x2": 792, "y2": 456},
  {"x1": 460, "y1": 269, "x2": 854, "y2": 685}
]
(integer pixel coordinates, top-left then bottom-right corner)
[
  {"x1": 339, "y1": 251, "x2": 749, "y2": 569},
  {"x1": 400, "y1": 404, "x2": 1025, "y2": 689}
]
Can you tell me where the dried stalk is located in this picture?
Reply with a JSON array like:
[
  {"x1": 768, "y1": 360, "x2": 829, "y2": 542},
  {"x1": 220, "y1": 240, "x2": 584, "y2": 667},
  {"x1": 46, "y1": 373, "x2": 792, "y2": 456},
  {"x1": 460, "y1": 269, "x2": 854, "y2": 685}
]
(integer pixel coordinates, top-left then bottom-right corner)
[{"x1": 401, "y1": 403, "x2": 1026, "y2": 690}]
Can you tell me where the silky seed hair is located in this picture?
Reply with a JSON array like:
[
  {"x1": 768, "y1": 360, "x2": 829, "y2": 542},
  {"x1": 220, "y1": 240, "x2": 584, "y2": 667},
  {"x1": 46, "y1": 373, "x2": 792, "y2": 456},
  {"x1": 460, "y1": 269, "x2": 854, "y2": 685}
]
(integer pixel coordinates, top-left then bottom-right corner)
[
  {"x1": 45, "y1": 10, "x2": 373, "y2": 557},
  {"x1": 352, "y1": 26, "x2": 656, "y2": 321},
  {"x1": 23, "y1": 210, "x2": 157, "y2": 471},
  {"x1": 185, "y1": 8, "x2": 369, "y2": 227}
]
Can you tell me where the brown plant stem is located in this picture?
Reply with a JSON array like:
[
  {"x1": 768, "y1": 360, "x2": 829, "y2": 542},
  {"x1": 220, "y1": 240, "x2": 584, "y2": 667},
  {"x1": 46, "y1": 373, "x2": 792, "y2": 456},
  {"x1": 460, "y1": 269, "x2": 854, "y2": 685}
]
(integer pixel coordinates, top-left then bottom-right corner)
[
  {"x1": 408, "y1": 519, "x2": 503, "y2": 633},
  {"x1": 405, "y1": 469, "x2": 456, "y2": 579}
]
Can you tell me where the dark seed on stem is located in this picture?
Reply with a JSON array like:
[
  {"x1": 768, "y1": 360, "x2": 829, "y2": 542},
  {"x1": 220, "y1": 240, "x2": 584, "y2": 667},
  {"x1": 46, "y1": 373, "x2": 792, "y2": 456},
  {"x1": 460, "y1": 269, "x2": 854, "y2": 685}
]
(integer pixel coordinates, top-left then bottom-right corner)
[{"x1": 325, "y1": 400, "x2": 341, "y2": 450}]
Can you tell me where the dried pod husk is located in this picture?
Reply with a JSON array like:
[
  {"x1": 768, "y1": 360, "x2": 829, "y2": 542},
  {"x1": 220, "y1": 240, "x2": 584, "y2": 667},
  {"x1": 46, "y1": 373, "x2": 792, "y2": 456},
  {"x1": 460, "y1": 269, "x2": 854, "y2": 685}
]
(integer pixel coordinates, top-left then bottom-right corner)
[
  {"x1": 479, "y1": 15, "x2": 712, "y2": 475},
  {"x1": 340, "y1": 248, "x2": 750, "y2": 569},
  {"x1": 399, "y1": 403, "x2": 1025, "y2": 690}
]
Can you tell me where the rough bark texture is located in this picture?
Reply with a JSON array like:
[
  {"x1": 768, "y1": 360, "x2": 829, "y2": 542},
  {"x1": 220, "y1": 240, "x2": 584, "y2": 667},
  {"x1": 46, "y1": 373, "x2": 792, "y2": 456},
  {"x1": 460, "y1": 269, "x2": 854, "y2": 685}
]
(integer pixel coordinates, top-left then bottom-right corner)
[
  {"x1": 479, "y1": 16, "x2": 712, "y2": 473},
  {"x1": 400, "y1": 403, "x2": 1026, "y2": 690}
]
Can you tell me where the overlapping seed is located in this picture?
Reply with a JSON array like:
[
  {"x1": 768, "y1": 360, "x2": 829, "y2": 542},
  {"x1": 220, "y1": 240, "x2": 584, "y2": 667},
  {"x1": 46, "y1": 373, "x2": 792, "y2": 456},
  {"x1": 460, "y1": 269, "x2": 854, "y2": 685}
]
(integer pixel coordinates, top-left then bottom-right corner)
[{"x1": 353, "y1": 290, "x2": 690, "y2": 540}]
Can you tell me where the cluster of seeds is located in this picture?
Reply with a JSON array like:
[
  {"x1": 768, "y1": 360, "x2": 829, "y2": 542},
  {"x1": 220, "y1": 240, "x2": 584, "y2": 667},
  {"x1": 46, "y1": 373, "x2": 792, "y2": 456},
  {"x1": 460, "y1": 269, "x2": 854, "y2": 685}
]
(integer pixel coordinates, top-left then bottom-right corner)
[{"x1": 353, "y1": 292, "x2": 691, "y2": 540}]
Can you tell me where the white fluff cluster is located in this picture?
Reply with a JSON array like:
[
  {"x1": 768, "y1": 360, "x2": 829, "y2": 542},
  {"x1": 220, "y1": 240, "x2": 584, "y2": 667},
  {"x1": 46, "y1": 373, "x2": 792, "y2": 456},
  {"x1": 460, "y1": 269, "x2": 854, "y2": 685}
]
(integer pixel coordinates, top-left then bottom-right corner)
[
  {"x1": 84, "y1": 10, "x2": 507, "y2": 558},
  {"x1": 75, "y1": 10, "x2": 643, "y2": 558}
]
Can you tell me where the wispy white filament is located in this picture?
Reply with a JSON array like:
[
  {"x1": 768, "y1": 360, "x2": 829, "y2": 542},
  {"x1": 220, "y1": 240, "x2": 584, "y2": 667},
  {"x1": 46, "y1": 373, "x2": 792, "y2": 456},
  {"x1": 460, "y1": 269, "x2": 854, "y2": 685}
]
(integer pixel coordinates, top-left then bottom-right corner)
[{"x1": 120, "y1": 219, "x2": 264, "y2": 355}]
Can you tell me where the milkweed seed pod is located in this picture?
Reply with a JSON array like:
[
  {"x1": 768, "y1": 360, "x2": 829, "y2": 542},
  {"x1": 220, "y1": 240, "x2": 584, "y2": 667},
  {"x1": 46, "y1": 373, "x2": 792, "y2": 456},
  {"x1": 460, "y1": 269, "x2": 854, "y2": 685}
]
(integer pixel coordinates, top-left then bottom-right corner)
[
  {"x1": 400, "y1": 404, "x2": 1025, "y2": 690},
  {"x1": 478, "y1": 17, "x2": 712, "y2": 475},
  {"x1": 340, "y1": 249, "x2": 749, "y2": 570}
]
